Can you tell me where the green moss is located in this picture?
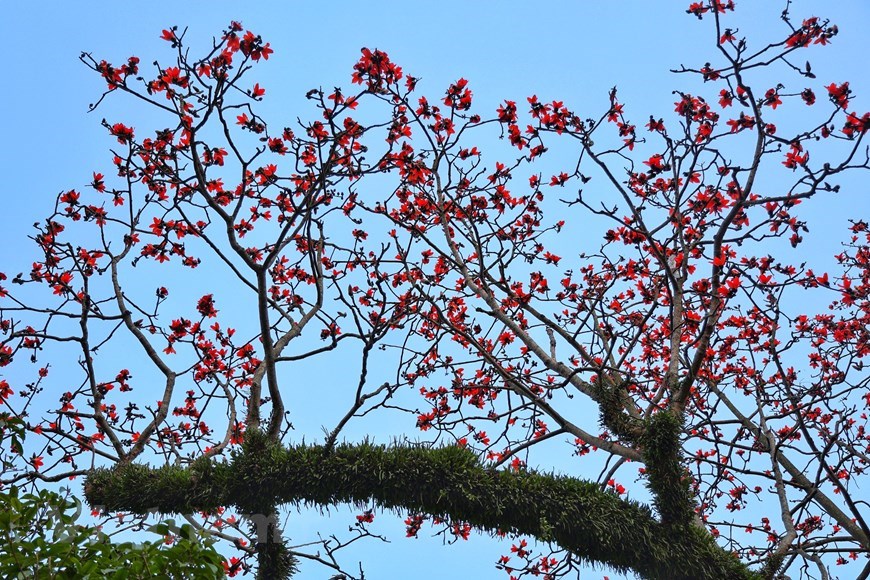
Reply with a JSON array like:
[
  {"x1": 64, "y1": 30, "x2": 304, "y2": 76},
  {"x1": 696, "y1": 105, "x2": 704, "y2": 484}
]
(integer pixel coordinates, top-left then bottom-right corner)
[
  {"x1": 640, "y1": 411, "x2": 696, "y2": 528},
  {"x1": 84, "y1": 440, "x2": 762, "y2": 580},
  {"x1": 593, "y1": 378, "x2": 644, "y2": 443}
]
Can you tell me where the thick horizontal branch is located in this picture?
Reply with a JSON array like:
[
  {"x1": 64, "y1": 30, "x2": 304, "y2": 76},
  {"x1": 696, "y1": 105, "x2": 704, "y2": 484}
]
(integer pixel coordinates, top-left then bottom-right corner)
[{"x1": 84, "y1": 437, "x2": 760, "y2": 580}]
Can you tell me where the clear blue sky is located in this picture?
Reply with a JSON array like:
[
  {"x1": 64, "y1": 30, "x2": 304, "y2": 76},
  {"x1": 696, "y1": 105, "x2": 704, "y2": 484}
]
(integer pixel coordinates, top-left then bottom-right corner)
[{"x1": 3, "y1": 2, "x2": 868, "y2": 578}]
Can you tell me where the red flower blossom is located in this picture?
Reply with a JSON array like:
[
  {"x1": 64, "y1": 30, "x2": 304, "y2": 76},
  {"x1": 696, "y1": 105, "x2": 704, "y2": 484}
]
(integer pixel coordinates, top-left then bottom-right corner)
[
  {"x1": 197, "y1": 294, "x2": 218, "y2": 318},
  {"x1": 826, "y1": 82, "x2": 850, "y2": 109}
]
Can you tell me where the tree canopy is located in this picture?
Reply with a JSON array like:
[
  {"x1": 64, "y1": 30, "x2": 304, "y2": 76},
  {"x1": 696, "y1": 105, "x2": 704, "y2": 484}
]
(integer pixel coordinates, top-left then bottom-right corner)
[{"x1": 1, "y1": 1, "x2": 868, "y2": 578}]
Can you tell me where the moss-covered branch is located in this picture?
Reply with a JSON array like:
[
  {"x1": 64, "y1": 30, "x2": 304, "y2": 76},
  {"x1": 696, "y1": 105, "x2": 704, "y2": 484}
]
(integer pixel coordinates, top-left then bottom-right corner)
[
  {"x1": 640, "y1": 411, "x2": 696, "y2": 528},
  {"x1": 84, "y1": 436, "x2": 760, "y2": 580}
]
